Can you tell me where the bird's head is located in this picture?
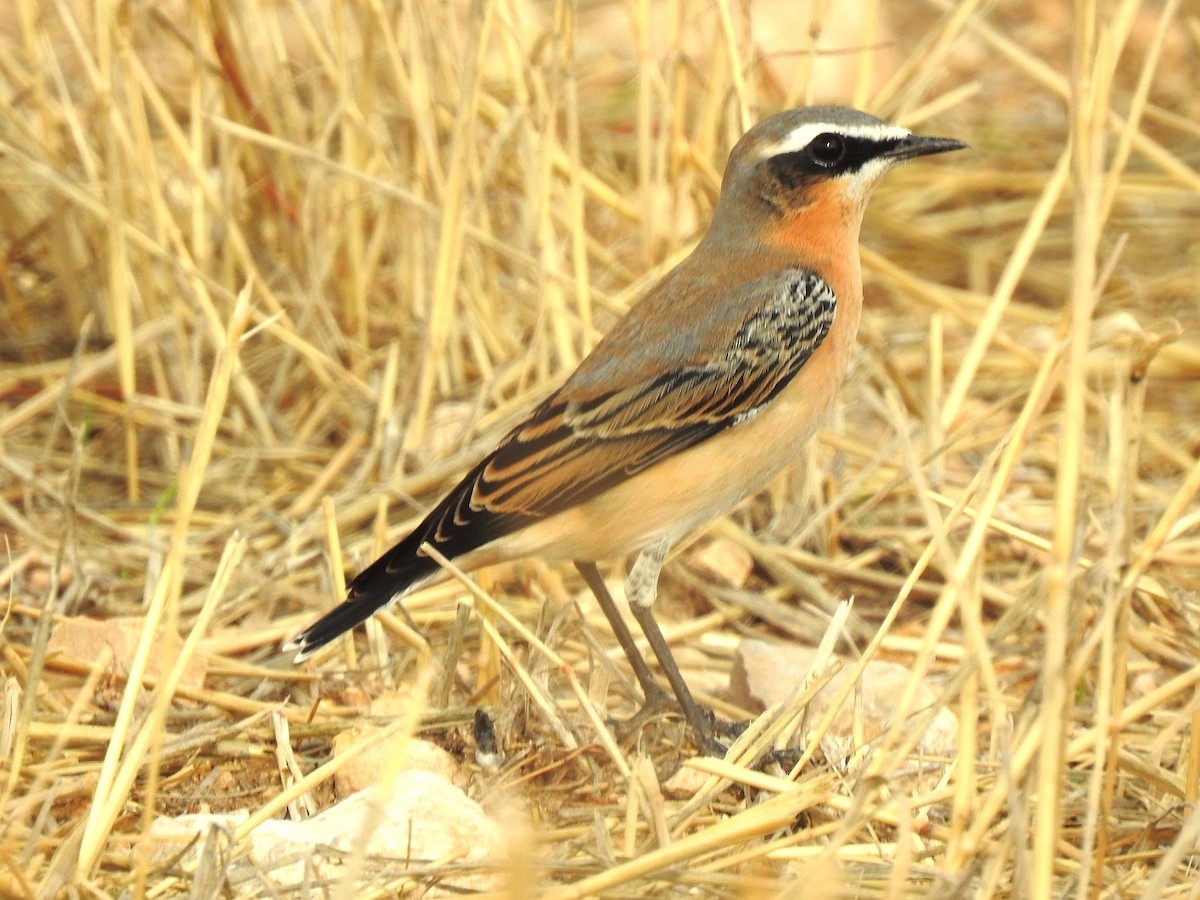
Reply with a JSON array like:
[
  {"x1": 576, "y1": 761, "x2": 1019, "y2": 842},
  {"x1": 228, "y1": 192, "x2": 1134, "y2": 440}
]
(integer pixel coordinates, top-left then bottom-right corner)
[{"x1": 709, "y1": 106, "x2": 966, "y2": 244}]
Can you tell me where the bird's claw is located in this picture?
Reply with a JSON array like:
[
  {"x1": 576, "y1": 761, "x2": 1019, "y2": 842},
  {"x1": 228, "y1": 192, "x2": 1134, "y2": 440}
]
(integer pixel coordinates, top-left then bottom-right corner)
[{"x1": 606, "y1": 693, "x2": 738, "y2": 757}]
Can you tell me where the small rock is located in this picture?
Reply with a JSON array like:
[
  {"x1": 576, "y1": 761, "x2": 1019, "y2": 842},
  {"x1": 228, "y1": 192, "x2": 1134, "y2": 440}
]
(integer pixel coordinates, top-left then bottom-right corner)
[
  {"x1": 47, "y1": 616, "x2": 207, "y2": 692},
  {"x1": 729, "y1": 639, "x2": 958, "y2": 766},
  {"x1": 251, "y1": 771, "x2": 506, "y2": 893},
  {"x1": 148, "y1": 811, "x2": 245, "y2": 869},
  {"x1": 332, "y1": 730, "x2": 460, "y2": 797},
  {"x1": 149, "y1": 772, "x2": 507, "y2": 894}
]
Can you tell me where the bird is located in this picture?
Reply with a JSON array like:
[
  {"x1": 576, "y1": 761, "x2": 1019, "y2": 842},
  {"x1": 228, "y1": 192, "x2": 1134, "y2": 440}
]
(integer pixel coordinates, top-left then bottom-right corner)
[{"x1": 286, "y1": 106, "x2": 966, "y2": 755}]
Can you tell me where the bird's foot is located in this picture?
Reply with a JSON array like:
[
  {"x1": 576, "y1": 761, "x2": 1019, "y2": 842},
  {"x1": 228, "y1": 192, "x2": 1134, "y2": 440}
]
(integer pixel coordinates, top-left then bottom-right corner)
[
  {"x1": 607, "y1": 690, "x2": 741, "y2": 757},
  {"x1": 606, "y1": 687, "x2": 678, "y2": 743},
  {"x1": 754, "y1": 746, "x2": 803, "y2": 774},
  {"x1": 693, "y1": 708, "x2": 752, "y2": 757}
]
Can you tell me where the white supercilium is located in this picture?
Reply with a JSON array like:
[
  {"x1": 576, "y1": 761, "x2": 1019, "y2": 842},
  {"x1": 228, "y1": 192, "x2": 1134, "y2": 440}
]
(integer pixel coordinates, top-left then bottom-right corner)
[{"x1": 759, "y1": 121, "x2": 911, "y2": 160}]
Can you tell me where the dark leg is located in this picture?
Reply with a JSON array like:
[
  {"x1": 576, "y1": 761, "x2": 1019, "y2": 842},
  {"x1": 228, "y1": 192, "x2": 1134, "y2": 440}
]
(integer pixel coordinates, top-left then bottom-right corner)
[
  {"x1": 576, "y1": 560, "x2": 724, "y2": 756},
  {"x1": 626, "y1": 600, "x2": 724, "y2": 756},
  {"x1": 575, "y1": 561, "x2": 671, "y2": 709}
]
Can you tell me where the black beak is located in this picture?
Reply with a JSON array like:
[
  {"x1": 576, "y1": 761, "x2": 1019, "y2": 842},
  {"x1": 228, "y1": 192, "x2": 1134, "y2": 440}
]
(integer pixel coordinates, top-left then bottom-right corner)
[{"x1": 884, "y1": 133, "x2": 968, "y2": 162}]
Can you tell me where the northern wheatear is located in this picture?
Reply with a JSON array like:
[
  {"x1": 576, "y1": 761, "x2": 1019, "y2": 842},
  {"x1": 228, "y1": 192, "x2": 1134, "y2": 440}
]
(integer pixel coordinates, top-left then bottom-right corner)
[{"x1": 287, "y1": 106, "x2": 965, "y2": 754}]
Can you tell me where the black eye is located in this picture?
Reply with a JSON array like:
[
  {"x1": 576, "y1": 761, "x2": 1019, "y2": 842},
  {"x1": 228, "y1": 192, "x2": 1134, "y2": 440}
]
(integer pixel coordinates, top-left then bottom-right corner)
[{"x1": 809, "y1": 133, "x2": 846, "y2": 167}]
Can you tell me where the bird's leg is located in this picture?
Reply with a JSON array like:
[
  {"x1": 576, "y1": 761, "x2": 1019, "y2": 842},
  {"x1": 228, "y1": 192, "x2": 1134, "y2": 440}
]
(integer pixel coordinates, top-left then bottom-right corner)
[
  {"x1": 577, "y1": 551, "x2": 725, "y2": 755},
  {"x1": 623, "y1": 542, "x2": 724, "y2": 756},
  {"x1": 627, "y1": 602, "x2": 724, "y2": 755},
  {"x1": 575, "y1": 561, "x2": 672, "y2": 712}
]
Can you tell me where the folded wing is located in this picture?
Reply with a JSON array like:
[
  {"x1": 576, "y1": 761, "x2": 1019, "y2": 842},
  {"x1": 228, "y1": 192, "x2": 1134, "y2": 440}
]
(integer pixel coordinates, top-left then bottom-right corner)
[{"x1": 287, "y1": 266, "x2": 836, "y2": 658}]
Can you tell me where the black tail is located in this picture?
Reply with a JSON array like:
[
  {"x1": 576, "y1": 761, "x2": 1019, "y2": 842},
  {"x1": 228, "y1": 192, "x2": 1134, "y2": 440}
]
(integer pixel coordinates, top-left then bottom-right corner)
[
  {"x1": 283, "y1": 525, "x2": 441, "y2": 661},
  {"x1": 284, "y1": 453, "x2": 536, "y2": 661}
]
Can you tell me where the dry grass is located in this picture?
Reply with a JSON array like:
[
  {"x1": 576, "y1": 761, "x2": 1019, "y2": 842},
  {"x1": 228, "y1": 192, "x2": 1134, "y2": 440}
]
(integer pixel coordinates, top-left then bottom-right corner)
[{"x1": 2, "y1": 0, "x2": 1200, "y2": 895}]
